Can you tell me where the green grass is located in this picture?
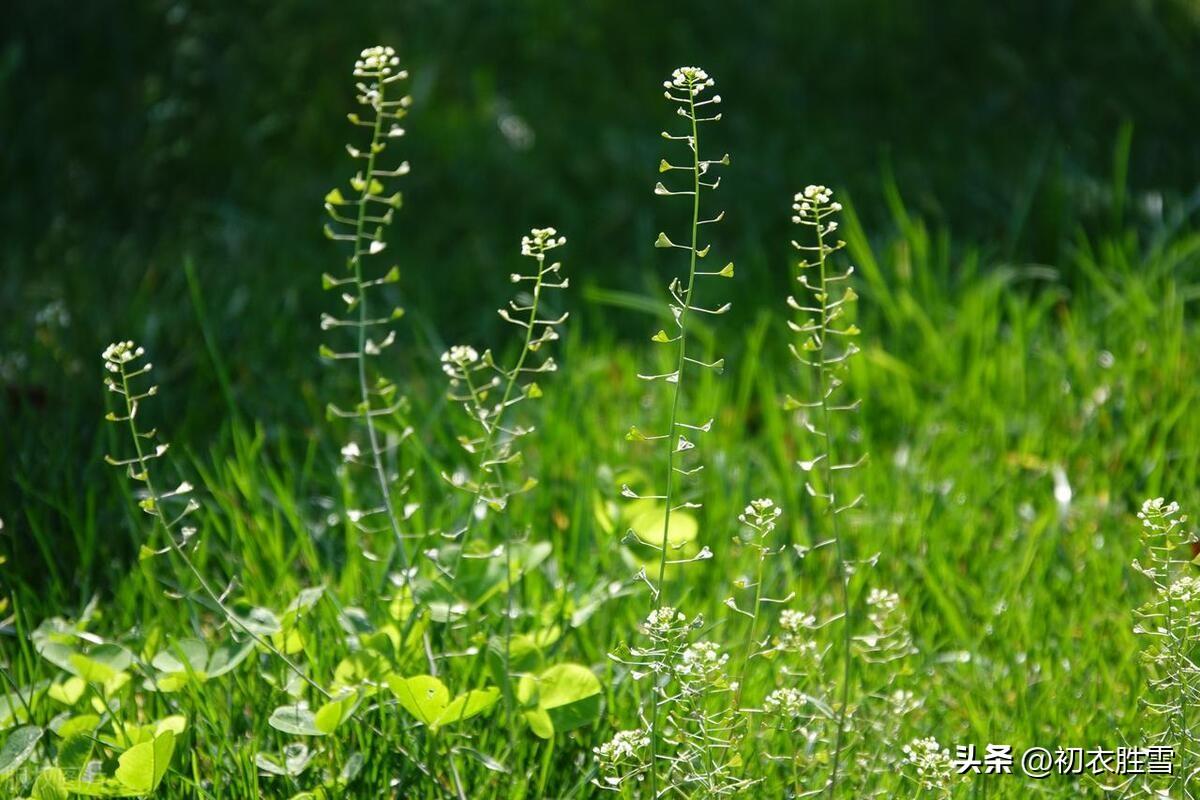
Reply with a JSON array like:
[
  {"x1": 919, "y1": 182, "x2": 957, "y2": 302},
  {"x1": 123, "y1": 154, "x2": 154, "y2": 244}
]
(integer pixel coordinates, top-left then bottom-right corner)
[{"x1": 2, "y1": 164, "x2": 1199, "y2": 799}]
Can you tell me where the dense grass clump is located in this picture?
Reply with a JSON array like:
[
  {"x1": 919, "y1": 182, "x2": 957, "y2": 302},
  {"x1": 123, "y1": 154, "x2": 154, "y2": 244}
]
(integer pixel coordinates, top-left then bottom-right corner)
[{"x1": 2, "y1": 44, "x2": 1200, "y2": 799}]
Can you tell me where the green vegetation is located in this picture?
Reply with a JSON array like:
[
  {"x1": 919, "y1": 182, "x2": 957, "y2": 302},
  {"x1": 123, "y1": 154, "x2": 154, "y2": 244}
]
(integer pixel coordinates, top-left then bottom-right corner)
[{"x1": 3, "y1": 20, "x2": 1200, "y2": 800}]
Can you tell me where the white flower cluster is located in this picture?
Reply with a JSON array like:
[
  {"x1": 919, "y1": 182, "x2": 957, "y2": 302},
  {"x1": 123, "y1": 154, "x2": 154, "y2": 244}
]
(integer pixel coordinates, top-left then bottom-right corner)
[
  {"x1": 102, "y1": 341, "x2": 145, "y2": 373},
  {"x1": 665, "y1": 66, "x2": 715, "y2": 97},
  {"x1": 792, "y1": 185, "x2": 843, "y2": 226},
  {"x1": 676, "y1": 640, "x2": 728, "y2": 682},
  {"x1": 520, "y1": 227, "x2": 567, "y2": 257},
  {"x1": 763, "y1": 687, "x2": 806, "y2": 718},
  {"x1": 776, "y1": 609, "x2": 819, "y2": 659},
  {"x1": 1139, "y1": 497, "x2": 1182, "y2": 523},
  {"x1": 355, "y1": 46, "x2": 402, "y2": 77},
  {"x1": 780, "y1": 609, "x2": 816, "y2": 632},
  {"x1": 1167, "y1": 575, "x2": 1200, "y2": 604},
  {"x1": 739, "y1": 497, "x2": 782, "y2": 532},
  {"x1": 902, "y1": 737, "x2": 954, "y2": 792},
  {"x1": 593, "y1": 728, "x2": 650, "y2": 784},
  {"x1": 644, "y1": 606, "x2": 689, "y2": 637},
  {"x1": 440, "y1": 345, "x2": 480, "y2": 377},
  {"x1": 856, "y1": 587, "x2": 915, "y2": 662},
  {"x1": 595, "y1": 728, "x2": 650, "y2": 762},
  {"x1": 890, "y1": 688, "x2": 923, "y2": 715},
  {"x1": 868, "y1": 587, "x2": 897, "y2": 618}
]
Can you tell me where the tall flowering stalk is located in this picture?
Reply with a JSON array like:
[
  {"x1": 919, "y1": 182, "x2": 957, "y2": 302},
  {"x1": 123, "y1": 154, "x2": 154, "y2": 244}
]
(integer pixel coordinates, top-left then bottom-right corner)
[
  {"x1": 620, "y1": 64, "x2": 731, "y2": 798},
  {"x1": 609, "y1": 64, "x2": 729, "y2": 800},
  {"x1": 441, "y1": 228, "x2": 569, "y2": 739},
  {"x1": 1132, "y1": 497, "x2": 1200, "y2": 797},
  {"x1": 319, "y1": 47, "x2": 427, "y2": 657},
  {"x1": 786, "y1": 186, "x2": 865, "y2": 796},
  {"x1": 727, "y1": 497, "x2": 787, "y2": 711},
  {"x1": 441, "y1": 227, "x2": 569, "y2": 563},
  {"x1": 102, "y1": 342, "x2": 326, "y2": 696}
]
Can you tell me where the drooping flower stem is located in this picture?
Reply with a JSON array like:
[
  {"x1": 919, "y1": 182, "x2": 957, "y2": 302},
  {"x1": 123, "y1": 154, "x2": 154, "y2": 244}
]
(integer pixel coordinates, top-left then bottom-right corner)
[{"x1": 103, "y1": 343, "x2": 327, "y2": 697}]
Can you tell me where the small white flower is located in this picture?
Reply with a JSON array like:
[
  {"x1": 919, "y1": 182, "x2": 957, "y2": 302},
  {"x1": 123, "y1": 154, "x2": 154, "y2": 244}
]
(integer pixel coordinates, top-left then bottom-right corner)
[
  {"x1": 593, "y1": 728, "x2": 650, "y2": 766},
  {"x1": 763, "y1": 687, "x2": 806, "y2": 718},
  {"x1": 780, "y1": 609, "x2": 816, "y2": 632},
  {"x1": 440, "y1": 345, "x2": 480, "y2": 377},
  {"x1": 675, "y1": 640, "x2": 728, "y2": 682},
  {"x1": 867, "y1": 588, "x2": 901, "y2": 612},
  {"x1": 665, "y1": 66, "x2": 716, "y2": 97},
  {"x1": 520, "y1": 227, "x2": 567, "y2": 257},
  {"x1": 644, "y1": 606, "x2": 688, "y2": 636},
  {"x1": 354, "y1": 45, "x2": 403, "y2": 77},
  {"x1": 102, "y1": 340, "x2": 145, "y2": 372},
  {"x1": 902, "y1": 737, "x2": 954, "y2": 792}
]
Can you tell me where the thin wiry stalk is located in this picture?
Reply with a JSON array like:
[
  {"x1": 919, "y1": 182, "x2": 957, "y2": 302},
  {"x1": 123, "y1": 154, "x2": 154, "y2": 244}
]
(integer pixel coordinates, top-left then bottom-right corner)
[
  {"x1": 442, "y1": 228, "x2": 568, "y2": 579},
  {"x1": 105, "y1": 344, "x2": 439, "y2": 783},
  {"x1": 785, "y1": 186, "x2": 863, "y2": 797},
  {"x1": 730, "y1": 498, "x2": 783, "y2": 712},
  {"x1": 102, "y1": 343, "x2": 325, "y2": 697},
  {"x1": 320, "y1": 48, "x2": 436, "y2": 673},
  {"x1": 629, "y1": 65, "x2": 730, "y2": 798},
  {"x1": 441, "y1": 228, "x2": 569, "y2": 763},
  {"x1": 814, "y1": 214, "x2": 853, "y2": 798}
]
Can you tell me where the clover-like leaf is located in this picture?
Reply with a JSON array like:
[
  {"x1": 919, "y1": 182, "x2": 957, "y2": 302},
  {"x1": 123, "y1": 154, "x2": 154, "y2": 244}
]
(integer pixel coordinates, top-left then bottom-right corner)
[
  {"x1": 114, "y1": 730, "x2": 175, "y2": 795},
  {"x1": 517, "y1": 664, "x2": 602, "y2": 739}
]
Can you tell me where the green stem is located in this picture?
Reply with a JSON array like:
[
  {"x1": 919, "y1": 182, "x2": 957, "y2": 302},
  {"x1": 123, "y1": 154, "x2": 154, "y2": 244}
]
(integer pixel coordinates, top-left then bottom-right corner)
[
  {"x1": 448, "y1": 250, "x2": 548, "y2": 579},
  {"x1": 116, "y1": 365, "x2": 328, "y2": 699},
  {"x1": 814, "y1": 218, "x2": 854, "y2": 799},
  {"x1": 344, "y1": 77, "x2": 439, "y2": 678},
  {"x1": 648, "y1": 85, "x2": 702, "y2": 799},
  {"x1": 733, "y1": 544, "x2": 766, "y2": 711}
]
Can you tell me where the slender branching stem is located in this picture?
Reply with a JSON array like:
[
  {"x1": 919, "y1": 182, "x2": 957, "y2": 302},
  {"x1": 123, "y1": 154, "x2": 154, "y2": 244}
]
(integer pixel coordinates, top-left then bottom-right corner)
[
  {"x1": 448, "y1": 247, "x2": 550, "y2": 577},
  {"x1": 112, "y1": 359, "x2": 328, "y2": 698},
  {"x1": 816, "y1": 215, "x2": 853, "y2": 796},
  {"x1": 647, "y1": 86, "x2": 702, "y2": 800}
]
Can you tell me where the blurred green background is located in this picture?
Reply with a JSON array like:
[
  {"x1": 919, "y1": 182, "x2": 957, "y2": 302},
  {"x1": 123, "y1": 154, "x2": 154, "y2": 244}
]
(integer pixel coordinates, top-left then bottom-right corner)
[{"x1": 3, "y1": 0, "x2": 1200, "y2": 589}]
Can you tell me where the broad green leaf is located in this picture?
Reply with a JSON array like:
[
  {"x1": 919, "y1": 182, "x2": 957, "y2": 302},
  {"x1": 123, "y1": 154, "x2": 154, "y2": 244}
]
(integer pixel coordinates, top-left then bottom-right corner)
[
  {"x1": 522, "y1": 707, "x2": 554, "y2": 739},
  {"x1": 235, "y1": 607, "x2": 281, "y2": 637},
  {"x1": 313, "y1": 693, "x2": 357, "y2": 734},
  {"x1": 284, "y1": 586, "x2": 325, "y2": 623},
  {"x1": 114, "y1": 730, "x2": 175, "y2": 794},
  {"x1": 386, "y1": 675, "x2": 449, "y2": 727},
  {"x1": 57, "y1": 733, "x2": 96, "y2": 773},
  {"x1": 150, "y1": 639, "x2": 207, "y2": 675},
  {"x1": 48, "y1": 676, "x2": 85, "y2": 706},
  {"x1": 53, "y1": 713, "x2": 100, "y2": 739},
  {"x1": 517, "y1": 664, "x2": 602, "y2": 738},
  {"x1": 0, "y1": 725, "x2": 43, "y2": 776},
  {"x1": 435, "y1": 688, "x2": 499, "y2": 730},
  {"x1": 206, "y1": 639, "x2": 254, "y2": 677},
  {"x1": 65, "y1": 778, "x2": 125, "y2": 796},
  {"x1": 69, "y1": 644, "x2": 133, "y2": 684},
  {"x1": 267, "y1": 705, "x2": 323, "y2": 737},
  {"x1": 630, "y1": 504, "x2": 698, "y2": 548},
  {"x1": 155, "y1": 716, "x2": 187, "y2": 737}
]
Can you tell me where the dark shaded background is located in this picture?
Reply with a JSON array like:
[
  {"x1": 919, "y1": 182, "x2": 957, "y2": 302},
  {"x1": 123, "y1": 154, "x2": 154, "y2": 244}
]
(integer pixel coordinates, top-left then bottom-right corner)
[
  {"x1": 2, "y1": 0, "x2": 1200, "y2": 587},
  {"x1": 6, "y1": 0, "x2": 1200, "y2": 300}
]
